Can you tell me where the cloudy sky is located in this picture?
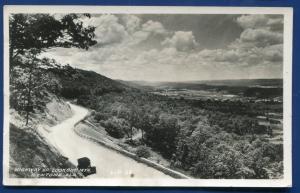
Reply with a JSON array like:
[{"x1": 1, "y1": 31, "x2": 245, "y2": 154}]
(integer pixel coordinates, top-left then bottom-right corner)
[{"x1": 42, "y1": 14, "x2": 284, "y2": 81}]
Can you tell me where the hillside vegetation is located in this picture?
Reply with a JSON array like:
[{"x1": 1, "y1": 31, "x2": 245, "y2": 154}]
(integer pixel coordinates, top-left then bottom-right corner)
[
  {"x1": 9, "y1": 124, "x2": 83, "y2": 178},
  {"x1": 47, "y1": 65, "x2": 127, "y2": 100},
  {"x1": 43, "y1": 64, "x2": 284, "y2": 179}
]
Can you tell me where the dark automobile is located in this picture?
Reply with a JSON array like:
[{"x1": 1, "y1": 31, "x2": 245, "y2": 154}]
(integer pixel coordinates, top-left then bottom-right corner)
[{"x1": 77, "y1": 157, "x2": 96, "y2": 176}]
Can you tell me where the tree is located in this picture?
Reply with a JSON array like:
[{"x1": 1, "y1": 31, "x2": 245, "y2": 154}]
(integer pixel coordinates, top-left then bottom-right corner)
[
  {"x1": 9, "y1": 13, "x2": 97, "y2": 80},
  {"x1": 102, "y1": 117, "x2": 129, "y2": 139},
  {"x1": 145, "y1": 113, "x2": 180, "y2": 158},
  {"x1": 10, "y1": 50, "x2": 60, "y2": 125},
  {"x1": 136, "y1": 145, "x2": 151, "y2": 158},
  {"x1": 23, "y1": 50, "x2": 38, "y2": 125},
  {"x1": 9, "y1": 13, "x2": 97, "y2": 125},
  {"x1": 133, "y1": 108, "x2": 150, "y2": 142},
  {"x1": 118, "y1": 105, "x2": 141, "y2": 141}
]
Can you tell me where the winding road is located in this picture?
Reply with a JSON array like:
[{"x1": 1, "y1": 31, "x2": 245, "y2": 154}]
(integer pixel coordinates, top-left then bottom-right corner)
[{"x1": 44, "y1": 103, "x2": 172, "y2": 178}]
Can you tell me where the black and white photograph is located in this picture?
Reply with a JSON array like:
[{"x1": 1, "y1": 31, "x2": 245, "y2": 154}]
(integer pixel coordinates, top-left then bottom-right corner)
[{"x1": 3, "y1": 6, "x2": 293, "y2": 187}]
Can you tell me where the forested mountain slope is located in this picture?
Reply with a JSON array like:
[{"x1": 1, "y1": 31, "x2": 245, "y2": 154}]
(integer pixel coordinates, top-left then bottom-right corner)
[
  {"x1": 41, "y1": 65, "x2": 283, "y2": 179},
  {"x1": 47, "y1": 65, "x2": 129, "y2": 99}
]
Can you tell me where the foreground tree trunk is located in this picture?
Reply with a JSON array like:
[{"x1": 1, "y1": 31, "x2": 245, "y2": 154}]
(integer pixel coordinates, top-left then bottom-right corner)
[
  {"x1": 130, "y1": 126, "x2": 133, "y2": 141},
  {"x1": 25, "y1": 57, "x2": 35, "y2": 126},
  {"x1": 9, "y1": 45, "x2": 14, "y2": 84},
  {"x1": 141, "y1": 129, "x2": 144, "y2": 142}
]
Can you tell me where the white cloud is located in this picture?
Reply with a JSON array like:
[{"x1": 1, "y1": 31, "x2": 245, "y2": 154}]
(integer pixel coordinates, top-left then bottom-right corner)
[
  {"x1": 162, "y1": 31, "x2": 197, "y2": 51},
  {"x1": 141, "y1": 20, "x2": 167, "y2": 35},
  {"x1": 41, "y1": 14, "x2": 284, "y2": 81},
  {"x1": 240, "y1": 28, "x2": 282, "y2": 47},
  {"x1": 83, "y1": 15, "x2": 168, "y2": 47},
  {"x1": 127, "y1": 20, "x2": 168, "y2": 46},
  {"x1": 261, "y1": 44, "x2": 283, "y2": 62},
  {"x1": 120, "y1": 15, "x2": 141, "y2": 34},
  {"x1": 236, "y1": 14, "x2": 283, "y2": 31},
  {"x1": 233, "y1": 14, "x2": 283, "y2": 49},
  {"x1": 82, "y1": 14, "x2": 128, "y2": 45},
  {"x1": 237, "y1": 15, "x2": 269, "y2": 29},
  {"x1": 211, "y1": 14, "x2": 284, "y2": 69}
]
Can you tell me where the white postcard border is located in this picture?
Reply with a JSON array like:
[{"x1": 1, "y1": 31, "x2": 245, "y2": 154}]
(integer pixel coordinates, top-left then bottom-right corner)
[{"x1": 2, "y1": 5, "x2": 293, "y2": 187}]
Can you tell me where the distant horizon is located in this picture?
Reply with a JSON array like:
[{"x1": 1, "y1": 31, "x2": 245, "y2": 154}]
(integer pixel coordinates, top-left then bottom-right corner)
[{"x1": 115, "y1": 77, "x2": 283, "y2": 83}]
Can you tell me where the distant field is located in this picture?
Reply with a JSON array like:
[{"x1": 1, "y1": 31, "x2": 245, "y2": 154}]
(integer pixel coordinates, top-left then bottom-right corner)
[
  {"x1": 124, "y1": 78, "x2": 283, "y2": 88},
  {"x1": 185, "y1": 78, "x2": 283, "y2": 87},
  {"x1": 123, "y1": 79, "x2": 283, "y2": 99},
  {"x1": 152, "y1": 89, "x2": 239, "y2": 100}
]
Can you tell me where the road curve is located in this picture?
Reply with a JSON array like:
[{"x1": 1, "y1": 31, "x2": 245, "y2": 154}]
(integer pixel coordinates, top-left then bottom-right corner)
[{"x1": 45, "y1": 103, "x2": 172, "y2": 179}]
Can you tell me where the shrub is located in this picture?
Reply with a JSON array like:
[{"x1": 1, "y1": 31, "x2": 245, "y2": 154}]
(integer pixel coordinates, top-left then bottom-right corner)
[
  {"x1": 90, "y1": 110, "x2": 96, "y2": 116},
  {"x1": 94, "y1": 112, "x2": 108, "y2": 122},
  {"x1": 104, "y1": 121, "x2": 125, "y2": 139},
  {"x1": 136, "y1": 145, "x2": 151, "y2": 158}
]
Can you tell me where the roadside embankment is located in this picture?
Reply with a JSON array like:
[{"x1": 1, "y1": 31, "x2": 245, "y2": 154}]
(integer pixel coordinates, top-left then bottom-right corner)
[
  {"x1": 74, "y1": 120, "x2": 191, "y2": 179},
  {"x1": 9, "y1": 97, "x2": 83, "y2": 178},
  {"x1": 9, "y1": 123, "x2": 83, "y2": 178}
]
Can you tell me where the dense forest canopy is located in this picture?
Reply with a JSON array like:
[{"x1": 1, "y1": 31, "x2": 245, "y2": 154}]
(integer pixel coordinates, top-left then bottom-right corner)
[{"x1": 42, "y1": 64, "x2": 283, "y2": 179}]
